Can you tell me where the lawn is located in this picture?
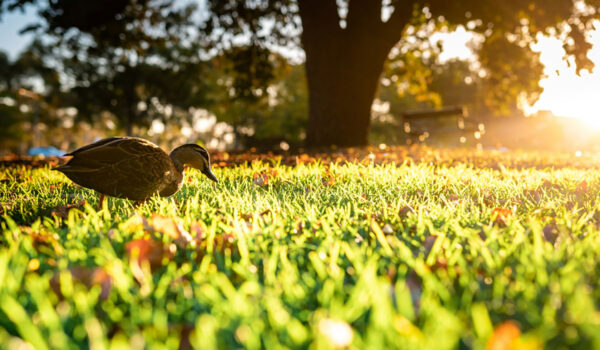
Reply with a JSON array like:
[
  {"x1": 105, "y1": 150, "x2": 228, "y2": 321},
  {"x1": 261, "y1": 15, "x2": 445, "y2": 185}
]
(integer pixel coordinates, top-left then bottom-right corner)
[{"x1": 1, "y1": 149, "x2": 600, "y2": 349}]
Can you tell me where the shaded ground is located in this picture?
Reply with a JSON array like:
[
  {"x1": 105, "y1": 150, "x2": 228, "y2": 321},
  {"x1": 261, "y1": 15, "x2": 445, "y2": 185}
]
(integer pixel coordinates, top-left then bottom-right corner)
[{"x1": 3, "y1": 145, "x2": 600, "y2": 170}]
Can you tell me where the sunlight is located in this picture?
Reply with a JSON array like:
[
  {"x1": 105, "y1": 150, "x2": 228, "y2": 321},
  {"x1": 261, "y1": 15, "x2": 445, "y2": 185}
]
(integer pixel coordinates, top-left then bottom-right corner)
[
  {"x1": 528, "y1": 21, "x2": 600, "y2": 128},
  {"x1": 436, "y1": 22, "x2": 600, "y2": 129},
  {"x1": 431, "y1": 26, "x2": 476, "y2": 61}
]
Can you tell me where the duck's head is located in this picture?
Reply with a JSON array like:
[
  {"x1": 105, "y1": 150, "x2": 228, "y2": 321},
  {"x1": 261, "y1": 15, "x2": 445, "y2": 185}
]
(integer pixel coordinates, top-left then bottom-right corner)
[{"x1": 170, "y1": 144, "x2": 218, "y2": 182}]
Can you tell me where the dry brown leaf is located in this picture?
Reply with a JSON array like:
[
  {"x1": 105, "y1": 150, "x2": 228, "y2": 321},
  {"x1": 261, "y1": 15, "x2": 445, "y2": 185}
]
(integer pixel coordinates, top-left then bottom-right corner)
[
  {"x1": 146, "y1": 214, "x2": 192, "y2": 248},
  {"x1": 50, "y1": 266, "x2": 112, "y2": 300},
  {"x1": 523, "y1": 189, "x2": 541, "y2": 204},
  {"x1": 253, "y1": 172, "x2": 269, "y2": 187},
  {"x1": 190, "y1": 221, "x2": 206, "y2": 243},
  {"x1": 448, "y1": 194, "x2": 460, "y2": 202},
  {"x1": 51, "y1": 200, "x2": 86, "y2": 219},
  {"x1": 125, "y1": 239, "x2": 172, "y2": 270},
  {"x1": 542, "y1": 224, "x2": 559, "y2": 245},
  {"x1": 399, "y1": 206, "x2": 414, "y2": 218}
]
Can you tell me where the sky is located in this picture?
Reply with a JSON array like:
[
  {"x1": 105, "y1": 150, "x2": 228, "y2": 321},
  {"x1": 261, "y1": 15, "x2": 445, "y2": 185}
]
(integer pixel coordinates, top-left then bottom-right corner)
[
  {"x1": 0, "y1": 6, "x2": 36, "y2": 59},
  {"x1": 1, "y1": 7, "x2": 599, "y2": 126}
]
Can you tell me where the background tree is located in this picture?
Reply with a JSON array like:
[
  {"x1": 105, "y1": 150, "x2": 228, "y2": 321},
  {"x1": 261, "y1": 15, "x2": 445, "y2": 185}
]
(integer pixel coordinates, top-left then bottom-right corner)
[
  {"x1": 207, "y1": 45, "x2": 308, "y2": 149},
  {"x1": 3, "y1": 0, "x2": 599, "y2": 148},
  {"x1": 205, "y1": 0, "x2": 600, "y2": 147},
  {"x1": 2, "y1": 0, "x2": 208, "y2": 136},
  {"x1": 0, "y1": 41, "x2": 66, "y2": 152}
]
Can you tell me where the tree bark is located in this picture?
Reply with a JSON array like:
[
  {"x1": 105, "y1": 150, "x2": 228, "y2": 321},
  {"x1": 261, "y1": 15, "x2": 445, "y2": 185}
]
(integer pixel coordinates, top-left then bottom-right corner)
[
  {"x1": 298, "y1": 0, "x2": 413, "y2": 148},
  {"x1": 303, "y1": 45, "x2": 388, "y2": 147}
]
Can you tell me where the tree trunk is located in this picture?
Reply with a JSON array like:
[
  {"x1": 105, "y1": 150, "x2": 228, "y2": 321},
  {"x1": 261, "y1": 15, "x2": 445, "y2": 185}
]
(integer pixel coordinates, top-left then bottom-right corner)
[
  {"x1": 303, "y1": 44, "x2": 388, "y2": 147},
  {"x1": 298, "y1": 0, "x2": 412, "y2": 148}
]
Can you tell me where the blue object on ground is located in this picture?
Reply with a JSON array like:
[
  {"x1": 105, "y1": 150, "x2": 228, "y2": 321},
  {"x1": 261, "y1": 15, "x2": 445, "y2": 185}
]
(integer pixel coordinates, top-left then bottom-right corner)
[{"x1": 28, "y1": 146, "x2": 65, "y2": 157}]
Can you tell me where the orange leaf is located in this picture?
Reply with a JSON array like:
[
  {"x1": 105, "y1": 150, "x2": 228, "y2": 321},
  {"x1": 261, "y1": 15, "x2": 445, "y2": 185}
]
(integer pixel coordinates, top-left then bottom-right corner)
[
  {"x1": 125, "y1": 239, "x2": 172, "y2": 270},
  {"x1": 487, "y1": 321, "x2": 521, "y2": 350},
  {"x1": 253, "y1": 172, "x2": 270, "y2": 187},
  {"x1": 575, "y1": 180, "x2": 588, "y2": 194},
  {"x1": 189, "y1": 221, "x2": 206, "y2": 244},
  {"x1": 491, "y1": 208, "x2": 513, "y2": 227},
  {"x1": 145, "y1": 214, "x2": 192, "y2": 248},
  {"x1": 448, "y1": 194, "x2": 460, "y2": 202}
]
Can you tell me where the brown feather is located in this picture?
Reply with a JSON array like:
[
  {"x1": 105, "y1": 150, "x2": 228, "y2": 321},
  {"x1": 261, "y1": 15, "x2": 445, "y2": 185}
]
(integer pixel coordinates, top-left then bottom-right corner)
[{"x1": 55, "y1": 137, "x2": 182, "y2": 201}]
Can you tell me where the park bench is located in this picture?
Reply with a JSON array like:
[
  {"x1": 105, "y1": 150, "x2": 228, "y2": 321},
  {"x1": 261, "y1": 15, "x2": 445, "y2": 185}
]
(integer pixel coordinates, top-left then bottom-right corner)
[{"x1": 401, "y1": 105, "x2": 485, "y2": 145}]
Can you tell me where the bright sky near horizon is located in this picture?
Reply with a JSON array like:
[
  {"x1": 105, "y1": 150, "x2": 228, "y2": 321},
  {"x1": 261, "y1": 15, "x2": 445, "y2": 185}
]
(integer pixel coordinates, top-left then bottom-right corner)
[
  {"x1": 529, "y1": 26, "x2": 600, "y2": 127},
  {"x1": 1, "y1": 8, "x2": 599, "y2": 126}
]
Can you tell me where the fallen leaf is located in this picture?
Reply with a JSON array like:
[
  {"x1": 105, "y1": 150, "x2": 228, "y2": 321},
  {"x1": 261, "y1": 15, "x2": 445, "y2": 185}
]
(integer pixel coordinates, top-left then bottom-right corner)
[
  {"x1": 491, "y1": 208, "x2": 513, "y2": 227},
  {"x1": 321, "y1": 174, "x2": 335, "y2": 187},
  {"x1": 522, "y1": 189, "x2": 541, "y2": 204},
  {"x1": 20, "y1": 226, "x2": 62, "y2": 253},
  {"x1": 399, "y1": 206, "x2": 414, "y2": 218},
  {"x1": 50, "y1": 266, "x2": 112, "y2": 300},
  {"x1": 51, "y1": 201, "x2": 86, "y2": 219},
  {"x1": 253, "y1": 172, "x2": 269, "y2": 187},
  {"x1": 190, "y1": 221, "x2": 206, "y2": 243},
  {"x1": 542, "y1": 224, "x2": 559, "y2": 245},
  {"x1": 125, "y1": 239, "x2": 171, "y2": 270},
  {"x1": 575, "y1": 180, "x2": 588, "y2": 194},
  {"x1": 146, "y1": 214, "x2": 192, "y2": 248},
  {"x1": 486, "y1": 321, "x2": 520, "y2": 350}
]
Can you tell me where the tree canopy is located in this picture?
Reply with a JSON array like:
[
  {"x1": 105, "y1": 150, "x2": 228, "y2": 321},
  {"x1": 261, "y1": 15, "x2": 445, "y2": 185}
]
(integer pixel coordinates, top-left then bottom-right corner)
[
  {"x1": 203, "y1": 0, "x2": 600, "y2": 146},
  {"x1": 1, "y1": 0, "x2": 599, "y2": 148}
]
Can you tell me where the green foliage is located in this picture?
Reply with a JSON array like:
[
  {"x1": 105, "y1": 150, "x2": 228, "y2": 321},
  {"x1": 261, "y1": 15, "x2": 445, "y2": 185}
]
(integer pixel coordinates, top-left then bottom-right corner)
[
  {"x1": 2, "y1": 152, "x2": 600, "y2": 348},
  {"x1": 2, "y1": 0, "x2": 600, "y2": 147},
  {"x1": 210, "y1": 54, "x2": 308, "y2": 149},
  {"x1": 205, "y1": 1, "x2": 600, "y2": 117},
  {"x1": 0, "y1": 102, "x2": 26, "y2": 149}
]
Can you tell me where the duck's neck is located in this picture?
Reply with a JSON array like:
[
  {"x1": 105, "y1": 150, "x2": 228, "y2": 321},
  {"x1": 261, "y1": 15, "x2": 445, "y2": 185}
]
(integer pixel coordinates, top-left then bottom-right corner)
[{"x1": 169, "y1": 148, "x2": 185, "y2": 173}]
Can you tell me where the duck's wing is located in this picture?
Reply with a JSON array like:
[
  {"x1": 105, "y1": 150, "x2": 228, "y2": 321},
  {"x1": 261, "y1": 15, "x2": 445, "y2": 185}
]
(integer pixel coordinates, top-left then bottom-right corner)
[
  {"x1": 64, "y1": 137, "x2": 124, "y2": 156},
  {"x1": 63, "y1": 137, "x2": 163, "y2": 165},
  {"x1": 55, "y1": 137, "x2": 175, "y2": 200}
]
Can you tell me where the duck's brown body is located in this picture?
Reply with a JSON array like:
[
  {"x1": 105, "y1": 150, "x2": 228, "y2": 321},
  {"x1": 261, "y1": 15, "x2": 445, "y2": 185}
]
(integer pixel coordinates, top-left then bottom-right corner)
[{"x1": 55, "y1": 137, "x2": 186, "y2": 201}]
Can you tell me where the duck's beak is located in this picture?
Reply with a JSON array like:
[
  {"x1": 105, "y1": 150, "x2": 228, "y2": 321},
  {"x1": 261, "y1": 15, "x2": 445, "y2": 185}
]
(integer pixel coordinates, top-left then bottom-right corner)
[{"x1": 203, "y1": 168, "x2": 218, "y2": 182}]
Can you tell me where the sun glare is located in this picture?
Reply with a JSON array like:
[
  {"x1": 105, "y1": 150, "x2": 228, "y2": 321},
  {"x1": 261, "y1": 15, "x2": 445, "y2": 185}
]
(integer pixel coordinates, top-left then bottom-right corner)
[{"x1": 529, "y1": 21, "x2": 600, "y2": 129}]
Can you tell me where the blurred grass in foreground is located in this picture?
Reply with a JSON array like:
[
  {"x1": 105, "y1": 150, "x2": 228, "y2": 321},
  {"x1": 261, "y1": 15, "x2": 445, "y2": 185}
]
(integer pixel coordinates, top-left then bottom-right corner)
[{"x1": 1, "y1": 151, "x2": 600, "y2": 349}]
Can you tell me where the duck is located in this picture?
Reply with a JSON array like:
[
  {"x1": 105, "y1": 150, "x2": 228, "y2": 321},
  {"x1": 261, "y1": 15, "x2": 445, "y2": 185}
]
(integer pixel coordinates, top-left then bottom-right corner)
[{"x1": 54, "y1": 137, "x2": 218, "y2": 206}]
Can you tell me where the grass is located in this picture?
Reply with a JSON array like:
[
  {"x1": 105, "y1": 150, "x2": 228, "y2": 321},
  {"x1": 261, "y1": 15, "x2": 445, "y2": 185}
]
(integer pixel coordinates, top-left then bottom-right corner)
[{"x1": 1, "y1": 153, "x2": 600, "y2": 349}]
